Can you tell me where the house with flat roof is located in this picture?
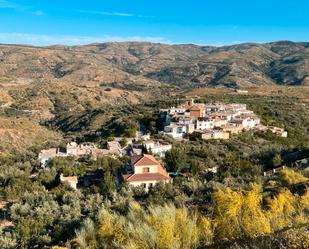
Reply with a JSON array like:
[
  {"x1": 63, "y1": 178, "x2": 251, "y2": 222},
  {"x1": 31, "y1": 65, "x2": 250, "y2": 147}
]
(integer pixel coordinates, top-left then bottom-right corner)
[
  {"x1": 143, "y1": 140, "x2": 172, "y2": 157},
  {"x1": 122, "y1": 154, "x2": 171, "y2": 191},
  {"x1": 38, "y1": 147, "x2": 67, "y2": 167},
  {"x1": 194, "y1": 130, "x2": 230, "y2": 140},
  {"x1": 254, "y1": 125, "x2": 288, "y2": 137},
  {"x1": 163, "y1": 124, "x2": 186, "y2": 138}
]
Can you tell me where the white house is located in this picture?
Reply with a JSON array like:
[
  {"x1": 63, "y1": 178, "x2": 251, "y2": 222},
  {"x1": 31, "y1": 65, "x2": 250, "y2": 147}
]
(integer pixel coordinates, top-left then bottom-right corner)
[
  {"x1": 164, "y1": 124, "x2": 186, "y2": 138},
  {"x1": 236, "y1": 89, "x2": 249, "y2": 94},
  {"x1": 38, "y1": 148, "x2": 66, "y2": 167},
  {"x1": 123, "y1": 154, "x2": 171, "y2": 191},
  {"x1": 195, "y1": 130, "x2": 230, "y2": 140},
  {"x1": 169, "y1": 106, "x2": 187, "y2": 115},
  {"x1": 267, "y1": 126, "x2": 288, "y2": 137},
  {"x1": 143, "y1": 141, "x2": 172, "y2": 157},
  {"x1": 213, "y1": 117, "x2": 228, "y2": 128},
  {"x1": 196, "y1": 117, "x2": 215, "y2": 130},
  {"x1": 232, "y1": 116, "x2": 260, "y2": 130}
]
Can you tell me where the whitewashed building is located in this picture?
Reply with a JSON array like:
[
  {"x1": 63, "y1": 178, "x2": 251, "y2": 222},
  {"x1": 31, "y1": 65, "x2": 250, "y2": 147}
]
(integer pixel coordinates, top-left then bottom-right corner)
[{"x1": 143, "y1": 141, "x2": 172, "y2": 157}]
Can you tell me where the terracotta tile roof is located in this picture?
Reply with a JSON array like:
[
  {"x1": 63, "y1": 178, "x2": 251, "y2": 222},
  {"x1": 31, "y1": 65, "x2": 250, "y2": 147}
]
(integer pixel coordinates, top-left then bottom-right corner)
[
  {"x1": 189, "y1": 105, "x2": 202, "y2": 111},
  {"x1": 125, "y1": 173, "x2": 170, "y2": 182},
  {"x1": 131, "y1": 154, "x2": 161, "y2": 167},
  {"x1": 124, "y1": 154, "x2": 171, "y2": 183},
  {"x1": 189, "y1": 103, "x2": 205, "y2": 110}
]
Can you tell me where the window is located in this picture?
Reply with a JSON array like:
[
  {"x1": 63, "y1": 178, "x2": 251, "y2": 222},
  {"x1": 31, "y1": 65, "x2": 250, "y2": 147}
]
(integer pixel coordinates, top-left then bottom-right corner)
[{"x1": 143, "y1": 167, "x2": 150, "y2": 173}]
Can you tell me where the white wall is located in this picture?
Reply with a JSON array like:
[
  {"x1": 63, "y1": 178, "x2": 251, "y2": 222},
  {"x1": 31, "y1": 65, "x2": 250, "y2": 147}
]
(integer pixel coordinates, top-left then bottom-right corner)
[
  {"x1": 129, "y1": 180, "x2": 168, "y2": 191},
  {"x1": 196, "y1": 120, "x2": 215, "y2": 130}
]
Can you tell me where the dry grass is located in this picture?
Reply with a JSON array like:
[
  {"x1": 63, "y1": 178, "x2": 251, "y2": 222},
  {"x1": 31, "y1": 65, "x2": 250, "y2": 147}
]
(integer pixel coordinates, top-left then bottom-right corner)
[
  {"x1": 187, "y1": 85, "x2": 309, "y2": 103},
  {"x1": 0, "y1": 117, "x2": 62, "y2": 156}
]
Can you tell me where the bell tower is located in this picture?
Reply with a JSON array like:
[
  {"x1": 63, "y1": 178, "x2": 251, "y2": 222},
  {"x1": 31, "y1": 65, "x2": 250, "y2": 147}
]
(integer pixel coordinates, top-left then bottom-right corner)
[{"x1": 185, "y1": 98, "x2": 194, "y2": 108}]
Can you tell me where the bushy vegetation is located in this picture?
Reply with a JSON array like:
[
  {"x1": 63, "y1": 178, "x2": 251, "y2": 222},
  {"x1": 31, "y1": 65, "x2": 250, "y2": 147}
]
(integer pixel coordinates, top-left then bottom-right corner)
[
  {"x1": 2, "y1": 92, "x2": 309, "y2": 248},
  {"x1": 1, "y1": 148, "x2": 309, "y2": 248},
  {"x1": 71, "y1": 186, "x2": 309, "y2": 249}
]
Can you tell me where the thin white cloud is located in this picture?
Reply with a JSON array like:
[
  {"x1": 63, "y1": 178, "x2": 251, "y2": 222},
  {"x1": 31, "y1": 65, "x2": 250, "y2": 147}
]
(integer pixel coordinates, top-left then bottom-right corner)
[
  {"x1": 0, "y1": 0, "x2": 44, "y2": 16},
  {"x1": 0, "y1": 33, "x2": 173, "y2": 46},
  {"x1": 76, "y1": 9, "x2": 153, "y2": 18},
  {"x1": 77, "y1": 9, "x2": 134, "y2": 17}
]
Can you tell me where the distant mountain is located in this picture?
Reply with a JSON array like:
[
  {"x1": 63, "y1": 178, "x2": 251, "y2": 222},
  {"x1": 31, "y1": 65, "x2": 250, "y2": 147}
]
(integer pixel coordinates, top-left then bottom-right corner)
[
  {"x1": 0, "y1": 40, "x2": 308, "y2": 118},
  {"x1": 0, "y1": 41, "x2": 308, "y2": 90},
  {"x1": 0, "y1": 40, "x2": 308, "y2": 154}
]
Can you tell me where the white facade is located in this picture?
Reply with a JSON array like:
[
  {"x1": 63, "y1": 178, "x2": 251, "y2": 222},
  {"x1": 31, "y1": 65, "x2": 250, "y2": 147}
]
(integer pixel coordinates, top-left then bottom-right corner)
[
  {"x1": 241, "y1": 117, "x2": 260, "y2": 130},
  {"x1": 164, "y1": 124, "x2": 186, "y2": 138},
  {"x1": 129, "y1": 180, "x2": 158, "y2": 190},
  {"x1": 66, "y1": 142, "x2": 78, "y2": 156},
  {"x1": 169, "y1": 107, "x2": 186, "y2": 115},
  {"x1": 144, "y1": 141, "x2": 172, "y2": 157},
  {"x1": 214, "y1": 118, "x2": 228, "y2": 127},
  {"x1": 196, "y1": 118, "x2": 215, "y2": 130},
  {"x1": 38, "y1": 148, "x2": 66, "y2": 167}
]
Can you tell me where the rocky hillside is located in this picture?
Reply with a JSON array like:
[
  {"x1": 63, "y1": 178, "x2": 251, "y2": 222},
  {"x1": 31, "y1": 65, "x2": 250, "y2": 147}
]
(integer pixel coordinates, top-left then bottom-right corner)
[
  {"x1": 0, "y1": 40, "x2": 307, "y2": 119},
  {"x1": 0, "y1": 41, "x2": 308, "y2": 91},
  {"x1": 0, "y1": 41, "x2": 308, "y2": 154}
]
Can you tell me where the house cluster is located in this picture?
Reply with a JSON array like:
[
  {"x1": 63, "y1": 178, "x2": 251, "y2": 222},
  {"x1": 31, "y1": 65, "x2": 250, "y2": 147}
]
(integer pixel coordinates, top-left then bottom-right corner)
[
  {"x1": 161, "y1": 98, "x2": 287, "y2": 140},
  {"x1": 162, "y1": 98, "x2": 261, "y2": 140},
  {"x1": 58, "y1": 153, "x2": 172, "y2": 192},
  {"x1": 39, "y1": 135, "x2": 173, "y2": 167},
  {"x1": 39, "y1": 141, "x2": 123, "y2": 167},
  {"x1": 38, "y1": 131, "x2": 173, "y2": 191},
  {"x1": 254, "y1": 124, "x2": 288, "y2": 138}
]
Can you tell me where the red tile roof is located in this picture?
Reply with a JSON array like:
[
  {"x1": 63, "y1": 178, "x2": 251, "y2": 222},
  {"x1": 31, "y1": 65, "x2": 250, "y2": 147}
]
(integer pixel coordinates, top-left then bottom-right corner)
[
  {"x1": 125, "y1": 173, "x2": 170, "y2": 182},
  {"x1": 131, "y1": 154, "x2": 161, "y2": 167},
  {"x1": 124, "y1": 154, "x2": 171, "y2": 183}
]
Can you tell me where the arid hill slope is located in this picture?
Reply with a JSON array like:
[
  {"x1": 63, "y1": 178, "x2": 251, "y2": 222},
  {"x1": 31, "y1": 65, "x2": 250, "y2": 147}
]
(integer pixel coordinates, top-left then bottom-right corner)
[
  {"x1": 0, "y1": 41, "x2": 308, "y2": 90},
  {"x1": 0, "y1": 41, "x2": 308, "y2": 154}
]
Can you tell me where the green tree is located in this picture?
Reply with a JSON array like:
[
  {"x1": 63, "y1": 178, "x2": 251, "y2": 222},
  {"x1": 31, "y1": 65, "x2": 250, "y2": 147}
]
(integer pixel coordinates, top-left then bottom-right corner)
[
  {"x1": 164, "y1": 147, "x2": 188, "y2": 172},
  {"x1": 272, "y1": 153, "x2": 283, "y2": 167}
]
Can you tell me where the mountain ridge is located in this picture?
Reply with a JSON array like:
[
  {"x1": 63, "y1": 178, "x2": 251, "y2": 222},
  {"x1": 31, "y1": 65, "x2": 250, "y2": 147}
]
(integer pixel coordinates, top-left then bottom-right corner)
[
  {"x1": 0, "y1": 40, "x2": 308, "y2": 116},
  {"x1": 0, "y1": 40, "x2": 308, "y2": 155}
]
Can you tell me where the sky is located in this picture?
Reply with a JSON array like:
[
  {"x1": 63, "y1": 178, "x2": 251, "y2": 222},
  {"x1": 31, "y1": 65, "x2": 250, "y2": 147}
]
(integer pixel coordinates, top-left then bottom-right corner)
[{"x1": 0, "y1": 0, "x2": 308, "y2": 46}]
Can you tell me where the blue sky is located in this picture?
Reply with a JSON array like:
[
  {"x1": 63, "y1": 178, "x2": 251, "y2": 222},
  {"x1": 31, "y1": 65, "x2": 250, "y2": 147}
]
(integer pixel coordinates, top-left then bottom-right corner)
[{"x1": 0, "y1": 0, "x2": 308, "y2": 46}]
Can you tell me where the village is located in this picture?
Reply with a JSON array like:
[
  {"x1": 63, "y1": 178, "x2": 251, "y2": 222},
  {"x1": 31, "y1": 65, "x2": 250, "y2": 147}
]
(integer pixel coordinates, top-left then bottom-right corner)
[
  {"x1": 161, "y1": 98, "x2": 287, "y2": 140},
  {"x1": 1, "y1": 3, "x2": 309, "y2": 246},
  {"x1": 1, "y1": 97, "x2": 308, "y2": 249},
  {"x1": 37, "y1": 98, "x2": 288, "y2": 192}
]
